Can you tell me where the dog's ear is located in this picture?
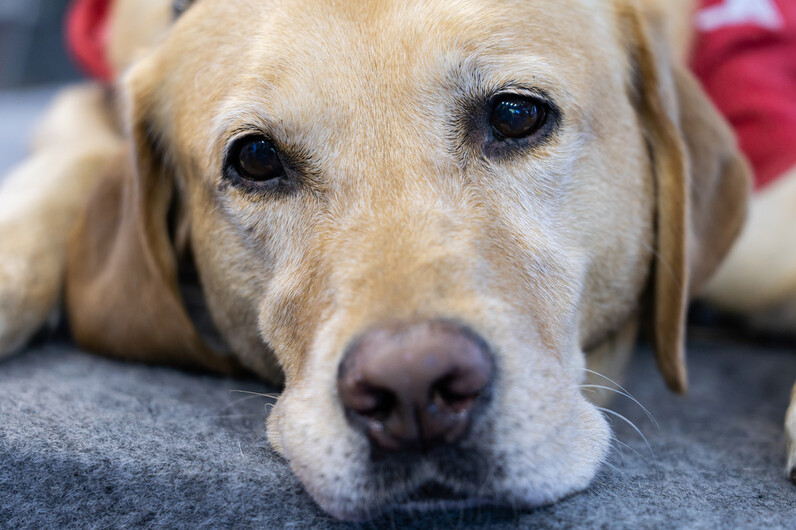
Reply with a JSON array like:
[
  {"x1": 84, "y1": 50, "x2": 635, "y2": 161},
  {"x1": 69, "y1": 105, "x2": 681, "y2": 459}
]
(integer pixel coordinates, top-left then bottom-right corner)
[
  {"x1": 65, "y1": 69, "x2": 240, "y2": 375},
  {"x1": 623, "y1": 3, "x2": 750, "y2": 393}
]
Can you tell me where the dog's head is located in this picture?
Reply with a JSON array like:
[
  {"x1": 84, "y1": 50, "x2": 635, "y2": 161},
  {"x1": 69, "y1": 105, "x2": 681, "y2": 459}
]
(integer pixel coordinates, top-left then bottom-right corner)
[{"x1": 66, "y1": 0, "x2": 748, "y2": 520}]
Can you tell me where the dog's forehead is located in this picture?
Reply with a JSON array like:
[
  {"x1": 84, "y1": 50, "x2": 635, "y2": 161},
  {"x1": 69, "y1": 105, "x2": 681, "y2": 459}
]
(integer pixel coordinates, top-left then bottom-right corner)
[
  {"x1": 154, "y1": 0, "x2": 624, "y2": 145},
  {"x1": 233, "y1": 0, "x2": 616, "y2": 90},
  {"x1": 238, "y1": 0, "x2": 616, "y2": 68}
]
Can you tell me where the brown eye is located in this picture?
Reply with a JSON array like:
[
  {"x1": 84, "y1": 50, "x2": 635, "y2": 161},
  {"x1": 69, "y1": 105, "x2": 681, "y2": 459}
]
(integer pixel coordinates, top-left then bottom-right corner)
[
  {"x1": 490, "y1": 95, "x2": 548, "y2": 139},
  {"x1": 231, "y1": 136, "x2": 285, "y2": 182}
]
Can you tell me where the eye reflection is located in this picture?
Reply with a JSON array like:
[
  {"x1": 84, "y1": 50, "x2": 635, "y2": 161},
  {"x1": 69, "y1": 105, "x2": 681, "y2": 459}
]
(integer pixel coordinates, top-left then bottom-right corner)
[
  {"x1": 232, "y1": 136, "x2": 285, "y2": 183},
  {"x1": 490, "y1": 96, "x2": 548, "y2": 139}
]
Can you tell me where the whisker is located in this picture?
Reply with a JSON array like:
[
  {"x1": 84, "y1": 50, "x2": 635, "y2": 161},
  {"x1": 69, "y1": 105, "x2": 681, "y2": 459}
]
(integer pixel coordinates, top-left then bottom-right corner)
[
  {"x1": 202, "y1": 413, "x2": 263, "y2": 419},
  {"x1": 224, "y1": 394, "x2": 267, "y2": 408},
  {"x1": 580, "y1": 384, "x2": 659, "y2": 429},
  {"x1": 228, "y1": 389, "x2": 280, "y2": 399},
  {"x1": 598, "y1": 438, "x2": 625, "y2": 472},
  {"x1": 635, "y1": 239, "x2": 681, "y2": 289},
  {"x1": 584, "y1": 368, "x2": 660, "y2": 430},
  {"x1": 603, "y1": 438, "x2": 627, "y2": 465},
  {"x1": 597, "y1": 406, "x2": 654, "y2": 457},
  {"x1": 611, "y1": 436, "x2": 646, "y2": 461},
  {"x1": 600, "y1": 458, "x2": 623, "y2": 474}
]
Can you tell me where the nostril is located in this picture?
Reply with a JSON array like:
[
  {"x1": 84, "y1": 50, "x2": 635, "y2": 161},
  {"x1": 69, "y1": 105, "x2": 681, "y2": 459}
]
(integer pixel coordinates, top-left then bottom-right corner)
[
  {"x1": 432, "y1": 376, "x2": 482, "y2": 413},
  {"x1": 350, "y1": 384, "x2": 396, "y2": 421}
]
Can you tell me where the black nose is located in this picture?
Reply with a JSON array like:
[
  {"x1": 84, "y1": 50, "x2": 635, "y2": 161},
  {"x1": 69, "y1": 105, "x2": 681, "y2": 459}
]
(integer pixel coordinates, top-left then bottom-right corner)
[{"x1": 337, "y1": 320, "x2": 493, "y2": 452}]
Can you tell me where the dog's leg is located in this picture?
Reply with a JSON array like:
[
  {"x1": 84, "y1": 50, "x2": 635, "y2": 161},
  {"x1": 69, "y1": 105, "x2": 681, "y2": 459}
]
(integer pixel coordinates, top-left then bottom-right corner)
[
  {"x1": 0, "y1": 84, "x2": 123, "y2": 358},
  {"x1": 787, "y1": 382, "x2": 796, "y2": 484},
  {"x1": 701, "y1": 167, "x2": 796, "y2": 331}
]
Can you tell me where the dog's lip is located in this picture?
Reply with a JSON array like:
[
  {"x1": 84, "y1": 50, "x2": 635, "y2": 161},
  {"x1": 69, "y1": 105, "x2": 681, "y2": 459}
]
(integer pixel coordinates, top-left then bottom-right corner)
[
  {"x1": 392, "y1": 496, "x2": 493, "y2": 514},
  {"x1": 406, "y1": 481, "x2": 470, "y2": 502},
  {"x1": 389, "y1": 481, "x2": 491, "y2": 513}
]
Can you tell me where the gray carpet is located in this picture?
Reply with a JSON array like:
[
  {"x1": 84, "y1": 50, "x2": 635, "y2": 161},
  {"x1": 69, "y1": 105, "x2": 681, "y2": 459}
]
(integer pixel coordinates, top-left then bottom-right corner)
[
  {"x1": 1, "y1": 88, "x2": 795, "y2": 528},
  {"x1": 0, "y1": 337, "x2": 794, "y2": 528}
]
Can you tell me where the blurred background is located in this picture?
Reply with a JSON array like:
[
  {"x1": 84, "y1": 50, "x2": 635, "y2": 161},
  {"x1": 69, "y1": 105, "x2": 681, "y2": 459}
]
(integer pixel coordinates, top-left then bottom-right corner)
[
  {"x1": 0, "y1": 0, "x2": 80, "y2": 88},
  {"x1": 0, "y1": 0, "x2": 83, "y2": 175}
]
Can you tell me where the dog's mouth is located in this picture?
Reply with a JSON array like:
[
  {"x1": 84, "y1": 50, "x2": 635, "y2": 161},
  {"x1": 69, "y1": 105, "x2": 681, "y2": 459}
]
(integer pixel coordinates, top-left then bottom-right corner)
[
  {"x1": 390, "y1": 481, "x2": 490, "y2": 513},
  {"x1": 408, "y1": 482, "x2": 470, "y2": 503}
]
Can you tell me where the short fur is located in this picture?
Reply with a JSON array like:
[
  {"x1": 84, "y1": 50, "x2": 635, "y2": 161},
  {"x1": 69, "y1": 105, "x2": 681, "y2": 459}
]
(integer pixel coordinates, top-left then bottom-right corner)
[{"x1": 0, "y1": 0, "x2": 753, "y2": 520}]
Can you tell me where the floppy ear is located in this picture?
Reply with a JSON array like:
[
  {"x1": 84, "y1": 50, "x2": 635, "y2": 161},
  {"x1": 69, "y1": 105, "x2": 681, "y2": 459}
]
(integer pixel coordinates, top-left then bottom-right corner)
[
  {"x1": 65, "y1": 79, "x2": 241, "y2": 375},
  {"x1": 623, "y1": 3, "x2": 750, "y2": 393}
]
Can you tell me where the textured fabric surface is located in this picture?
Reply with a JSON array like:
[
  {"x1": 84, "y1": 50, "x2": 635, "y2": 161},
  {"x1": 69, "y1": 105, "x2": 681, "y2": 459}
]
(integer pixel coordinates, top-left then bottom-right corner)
[
  {"x1": 0, "y1": 337, "x2": 794, "y2": 528},
  {"x1": 1, "y1": 89, "x2": 795, "y2": 527}
]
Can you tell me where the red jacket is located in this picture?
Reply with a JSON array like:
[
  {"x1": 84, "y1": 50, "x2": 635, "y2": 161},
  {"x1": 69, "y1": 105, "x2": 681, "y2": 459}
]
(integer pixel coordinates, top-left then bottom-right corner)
[
  {"x1": 692, "y1": 0, "x2": 796, "y2": 189},
  {"x1": 66, "y1": 0, "x2": 113, "y2": 82}
]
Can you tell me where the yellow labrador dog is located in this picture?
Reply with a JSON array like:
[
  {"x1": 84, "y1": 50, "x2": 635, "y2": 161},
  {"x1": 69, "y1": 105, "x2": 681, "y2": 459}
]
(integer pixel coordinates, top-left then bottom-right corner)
[{"x1": 0, "y1": 0, "x2": 760, "y2": 520}]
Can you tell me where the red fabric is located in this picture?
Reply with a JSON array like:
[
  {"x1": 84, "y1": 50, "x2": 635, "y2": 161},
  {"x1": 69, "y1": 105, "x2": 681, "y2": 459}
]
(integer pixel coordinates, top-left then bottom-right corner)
[
  {"x1": 691, "y1": 0, "x2": 796, "y2": 190},
  {"x1": 66, "y1": 0, "x2": 114, "y2": 82}
]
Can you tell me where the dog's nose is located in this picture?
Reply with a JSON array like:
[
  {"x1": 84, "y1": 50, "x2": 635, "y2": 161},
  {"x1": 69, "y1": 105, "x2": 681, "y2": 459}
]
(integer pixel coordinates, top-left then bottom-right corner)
[{"x1": 337, "y1": 320, "x2": 493, "y2": 452}]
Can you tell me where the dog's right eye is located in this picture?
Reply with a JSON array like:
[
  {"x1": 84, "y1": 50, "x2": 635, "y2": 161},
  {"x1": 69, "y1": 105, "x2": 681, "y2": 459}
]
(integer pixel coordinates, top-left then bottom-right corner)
[
  {"x1": 228, "y1": 136, "x2": 286, "y2": 184},
  {"x1": 490, "y1": 95, "x2": 549, "y2": 140}
]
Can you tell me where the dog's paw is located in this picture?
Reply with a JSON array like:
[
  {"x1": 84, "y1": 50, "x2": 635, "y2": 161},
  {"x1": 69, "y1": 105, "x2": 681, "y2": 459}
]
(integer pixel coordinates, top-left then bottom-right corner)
[
  {"x1": 787, "y1": 383, "x2": 796, "y2": 485},
  {"x1": 0, "y1": 226, "x2": 62, "y2": 358},
  {"x1": 0, "y1": 161, "x2": 67, "y2": 359},
  {"x1": 0, "y1": 83, "x2": 124, "y2": 360}
]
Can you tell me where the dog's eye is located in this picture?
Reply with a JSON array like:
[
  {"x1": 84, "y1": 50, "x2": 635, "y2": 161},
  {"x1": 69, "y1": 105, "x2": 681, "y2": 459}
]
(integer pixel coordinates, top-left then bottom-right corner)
[
  {"x1": 230, "y1": 136, "x2": 285, "y2": 183},
  {"x1": 490, "y1": 95, "x2": 548, "y2": 139}
]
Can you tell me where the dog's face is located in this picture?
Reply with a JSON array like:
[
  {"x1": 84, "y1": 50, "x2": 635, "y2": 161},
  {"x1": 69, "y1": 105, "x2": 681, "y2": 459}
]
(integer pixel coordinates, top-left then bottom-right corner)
[{"x1": 66, "y1": 0, "x2": 749, "y2": 520}]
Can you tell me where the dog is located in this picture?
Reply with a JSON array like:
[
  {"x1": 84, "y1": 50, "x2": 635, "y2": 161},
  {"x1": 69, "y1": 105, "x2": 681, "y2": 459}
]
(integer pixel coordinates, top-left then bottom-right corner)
[{"x1": 0, "y1": 0, "x2": 765, "y2": 520}]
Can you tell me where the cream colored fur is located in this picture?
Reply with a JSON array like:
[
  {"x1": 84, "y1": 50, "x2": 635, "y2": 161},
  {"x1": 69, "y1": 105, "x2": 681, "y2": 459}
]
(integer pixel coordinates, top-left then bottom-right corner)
[
  {"x1": 0, "y1": 85, "x2": 122, "y2": 356},
  {"x1": 704, "y1": 168, "x2": 796, "y2": 319},
  {"x1": 0, "y1": 0, "x2": 759, "y2": 520}
]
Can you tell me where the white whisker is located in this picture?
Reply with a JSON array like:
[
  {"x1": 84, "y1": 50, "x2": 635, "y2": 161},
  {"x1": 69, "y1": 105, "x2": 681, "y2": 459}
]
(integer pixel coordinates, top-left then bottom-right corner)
[
  {"x1": 584, "y1": 368, "x2": 660, "y2": 430},
  {"x1": 607, "y1": 439, "x2": 628, "y2": 464},
  {"x1": 600, "y1": 459, "x2": 623, "y2": 474},
  {"x1": 580, "y1": 384, "x2": 659, "y2": 429},
  {"x1": 597, "y1": 406, "x2": 654, "y2": 457},
  {"x1": 611, "y1": 435, "x2": 646, "y2": 461},
  {"x1": 599, "y1": 440, "x2": 625, "y2": 472},
  {"x1": 218, "y1": 394, "x2": 268, "y2": 411},
  {"x1": 202, "y1": 413, "x2": 262, "y2": 419},
  {"x1": 228, "y1": 389, "x2": 280, "y2": 400}
]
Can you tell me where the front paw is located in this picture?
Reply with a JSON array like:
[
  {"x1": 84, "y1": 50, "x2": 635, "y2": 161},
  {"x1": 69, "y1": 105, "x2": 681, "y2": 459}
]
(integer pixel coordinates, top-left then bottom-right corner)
[{"x1": 0, "y1": 225, "x2": 62, "y2": 358}]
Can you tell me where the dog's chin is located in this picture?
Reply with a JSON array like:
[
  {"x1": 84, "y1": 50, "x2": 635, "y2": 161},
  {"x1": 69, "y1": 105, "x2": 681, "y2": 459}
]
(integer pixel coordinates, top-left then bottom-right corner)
[
  {"x1": 321, "y1": 483, "x2": 470, "y2": 522},
  {"x1": 316, "y1": 484, "x2": 482, "y2": 522},
  {"x1": 312, "y1": 479, "x2": 576, "y2": 522}
]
